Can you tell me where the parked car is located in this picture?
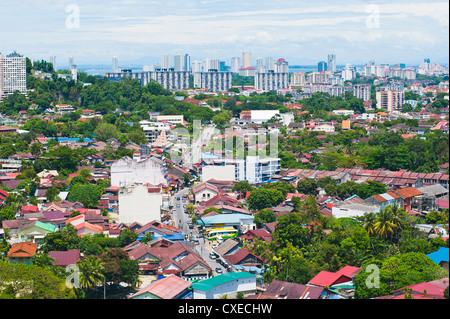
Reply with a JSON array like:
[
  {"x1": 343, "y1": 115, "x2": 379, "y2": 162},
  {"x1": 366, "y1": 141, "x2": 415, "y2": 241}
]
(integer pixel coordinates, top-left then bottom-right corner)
[
  {"x1": 215, "y1": 268, "x2": 223, "y2": 274},
  {"x1": 209, "y1": 253, "x2": 217, "y2": 259}
]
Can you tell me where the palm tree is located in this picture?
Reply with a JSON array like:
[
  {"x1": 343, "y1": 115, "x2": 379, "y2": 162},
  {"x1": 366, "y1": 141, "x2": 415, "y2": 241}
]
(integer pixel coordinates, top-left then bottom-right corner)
[
  {"x1": 374, "y1": 208, "x2": 396, "y2": 253},
  {"x1": 362, "y1": 212, "x2": 377, "y2": 237},
  {"x1": 76, "y1": 255, "x2": 105, "y2": 294}
]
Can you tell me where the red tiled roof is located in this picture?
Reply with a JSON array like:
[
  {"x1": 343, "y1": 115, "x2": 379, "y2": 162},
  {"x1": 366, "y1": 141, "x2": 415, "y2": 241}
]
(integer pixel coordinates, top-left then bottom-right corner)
[
  {"x1": 7, "y1": 242, "x2": 38, "y2": 258},
  {"x1": 393, "y1": 187, "x2": 423, "y2": 199}
]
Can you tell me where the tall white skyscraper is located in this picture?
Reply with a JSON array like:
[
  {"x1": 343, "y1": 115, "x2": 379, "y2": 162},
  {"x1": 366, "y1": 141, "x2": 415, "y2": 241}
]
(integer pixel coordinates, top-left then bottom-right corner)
[
  {"x1": 0, "y1": 54, "x2": 27, "y2": 102},
  {"x1": 174, "y1": 54, "x2": 183, "y2": 71},
  {"x1": 231, "y1": 57, "x2": 241, "y2": 73},
  {"x1": 342, "y1": 63, "x2": 355, "y2": 81},
  {"x1": 256, "y1": 57, "x2": 264, "y2": 73},
  {"x1": 112, "y1": 56, "x2": 119, "y2": 72},
  {"x1": 328, "y1": 54, "x2": 336, "y2": 73},
  {"x1": 161, "y1": 54, "x2": 171, "y2": 70},
  {"x1": 191, "y1": 61, "x2": 202, "y2": 73},
  {"x1": 274, "y1": 58, "x2": 289, "y2": 73},
  {"x1": 50, "y1": 56, "x2": 56, "y2": 71},
  {"x1": 242, "y1": 52, "x2": 252, "y2": 68},
  {"x1": 204, "y1": 58, "x2": 219, "y2": 71},
  {"x1": 183, "y1": 54, "x2": 190, "y2": 72},
  {"x1": 69, "y1": 57, "x2": 74, "y2": 70},
  {"x1": 266, "y1": 57, "x2": 274, "y2": 71}
]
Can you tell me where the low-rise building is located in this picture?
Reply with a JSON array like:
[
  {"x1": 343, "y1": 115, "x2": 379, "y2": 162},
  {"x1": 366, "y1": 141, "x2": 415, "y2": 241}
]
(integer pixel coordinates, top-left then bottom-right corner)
[{"x1": 192, "y1": 272, "x2": 257, "y2": 299}]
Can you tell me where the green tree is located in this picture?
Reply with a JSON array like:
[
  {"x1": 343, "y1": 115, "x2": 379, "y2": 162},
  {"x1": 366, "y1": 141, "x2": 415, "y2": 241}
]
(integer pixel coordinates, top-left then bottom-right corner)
[
  {"x1": 46, "y1": 187, "x2": 61, "y2": 202},
  {"x1": 254, "y1": 209, "x2": 276, "y2": 228},
  {"x1": 354, "y1": 252, "x2": 448, "y2": 299},
  {"x1": 68, "y1": 184, "x2": 103, "y2": 208},
  {"x1": 247, "y1": 188, "x2": 284, "y2": 211},
  {"x1": 76, "y1": 255, "x2": 105, "y2": 294},
  {"x1": 296, "y1": 178, "x2": 318, "y2": 195},
  {"x1": 93, "y1": 122, "x2": 120, "y2": 142},
  {"x1": 0, "y1": 261, "x2": 76, "y2": 299}
]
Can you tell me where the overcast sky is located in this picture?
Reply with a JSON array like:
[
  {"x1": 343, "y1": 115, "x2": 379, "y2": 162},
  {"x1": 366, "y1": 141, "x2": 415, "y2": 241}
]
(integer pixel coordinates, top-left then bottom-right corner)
[{"x1": 0, "y1": 0, "x2": 448, "y2": 67}]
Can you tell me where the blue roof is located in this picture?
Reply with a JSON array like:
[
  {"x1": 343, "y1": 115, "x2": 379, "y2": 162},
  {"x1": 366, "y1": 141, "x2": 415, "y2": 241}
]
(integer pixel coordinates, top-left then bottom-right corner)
[{"x1": 426, "y1": 247, "x2": 449, "y2": 264}]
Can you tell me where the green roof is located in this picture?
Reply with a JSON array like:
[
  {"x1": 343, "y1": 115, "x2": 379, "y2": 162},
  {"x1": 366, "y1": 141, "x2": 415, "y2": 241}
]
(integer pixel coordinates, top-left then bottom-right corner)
[
  {"x1": 192, "y1": 272, "x2": 256, "y2": 292},
  {"x1": 22, "y1": 220, "x2": 56, "y2": 233}
]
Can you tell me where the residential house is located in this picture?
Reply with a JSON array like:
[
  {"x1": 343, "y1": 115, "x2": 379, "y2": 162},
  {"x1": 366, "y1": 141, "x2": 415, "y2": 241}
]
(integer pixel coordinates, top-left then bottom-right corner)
[
  {"x1": 129, "y1": 275, "x2": 192, "y2": 299},
  {"x1": 239, "y1": 228, "x2": 272, "y2": 244},
  {"x1": 7, "y1": 242, "x2": 38, "y2": 265},
  {"x1": 308, "y1": 265, "x2": 361, "y2": 298},
  {"x1": 222, "y1": 248, "x2": 264, "y2": 275},
  {"x1": 426, "y1": 247, "x2": 449, "y2": 271},
  {"x1": 48, "y1": 249, "x2": 81, "y2": 267},
  {"x1": 17, "y1": 220, "x2": 56, "y2": 244},
  {"x1": 391, "y1": 187, "x2": 424, "y2": 212},
  {"x1": 192, "y1": 182, "x2": 220, "y2": 205},
  {"x1": 134, "y1": 220, "x2": 184, "y2": 242},
  {"x1": 363, "y1": 191, "x2": 402, "y2": 211},
  {"x1": 74, "y1": 222, "x2": 104, "y2": 237},
  {"x1": 126, "y1": 241, "x2": 212, "y2": 280},
  {"x1": 192, "y1": 272, "x2": 257, "y2": 299},
  {"x1": 249, "y1": 280, "x2": 324, "y2": 299},
  {"x1": 213, "y1": 238, "x2": 242, "y2": 257},
  {"x1": 376, "y1": 278, "x2": 449, "y2": 299}
]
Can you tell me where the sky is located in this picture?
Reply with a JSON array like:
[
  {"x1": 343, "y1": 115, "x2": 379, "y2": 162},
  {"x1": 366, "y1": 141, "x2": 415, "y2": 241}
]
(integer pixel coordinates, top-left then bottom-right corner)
[{"x1": 0, "y1": 0, "x2": 448, "y2": 68}]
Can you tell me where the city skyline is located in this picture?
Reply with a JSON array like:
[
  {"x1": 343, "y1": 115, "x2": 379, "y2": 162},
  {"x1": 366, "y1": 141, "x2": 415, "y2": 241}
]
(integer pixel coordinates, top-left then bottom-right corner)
[{"x1": 0, "y1": 0, "x2": 448, "y2": 66}]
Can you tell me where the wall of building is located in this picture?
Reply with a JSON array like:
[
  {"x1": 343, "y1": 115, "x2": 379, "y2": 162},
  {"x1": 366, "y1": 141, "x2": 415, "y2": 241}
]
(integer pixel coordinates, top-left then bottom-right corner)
[
  {"x1": 201, "y1": 165, "x2": 236, "y2": 182},
  {"x1": 111, "y1": 157, "x2": 167, "y2": 187},
  {"x1": 119, "y1": 185, "x2": 163, "y2": 224}
]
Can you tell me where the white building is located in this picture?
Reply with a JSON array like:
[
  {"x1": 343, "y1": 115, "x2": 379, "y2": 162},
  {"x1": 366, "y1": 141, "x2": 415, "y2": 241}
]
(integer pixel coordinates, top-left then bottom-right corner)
[
  {"x1": 194, "y1": 71, "x2": 233, "y2": 92},
  {"x1": 161, "y1": 54, "x2": 171, "y2": 70},
  {"x1": 156, "y1": 115, "x2": 184, "y2": 125},
  {"x1": 230, "y1": 57, "x2": 241, "y2": 73},
  {"x1": 201, "y1": 165, "x2": 236, "y2": 182},
  {"x1": 110, "y1": 156, "x2": 167, "y2": 188},
  {"x1": 331, "y1": 203, "x2": 379, "y2": 218},
  {"x1": 192, "y1": 272, "x2": 257, "y2": 299},
  {"x1": 191, "y1": 60, "x2": 202, "y2": 73},
  {"x1": 254, "y1": 71, "x2": 289, "y2": 91},
  {"x1": 174, "y1": 54, "x2": 183, "y2": 72},
  {"x1": 333, "y1": 109, "x2": 355, "y2": 116},
  {"x1": 118, "y1": 184, "x2": 163, "y2": 225},
  {"x1": 302, "y1": 83, "x2": 345, "y2": 97},
  {"x1": 112, "y1": 56, "x2": 119, "y2": 73},
  {"x1": 0, "y1": 54, "x2": 26, "y2": 102},
  {"x1": 353, "y1": 84, "x2": 371, "y2": 101},
  {"x1": 105, "y1": 70, "x2": 190, "y2": 90},
  {"x1": 242, "y1": 52, "x2": 252, "y2": 68},
  {"x1": 328, "y1": 54, "x2": 336, "y2": 73},
  {"x1": 290, "y1": 72, "x2": 305, "y2": 87},
  {"x1": 249, "y1": 110, "x2": 280, "y2": 123},
  {"x1": 342, "y1": 63, "x2": 355, "y2": 81},
  {"x1": 210, "y1": 155, "x2": 281, "y2": 184}
]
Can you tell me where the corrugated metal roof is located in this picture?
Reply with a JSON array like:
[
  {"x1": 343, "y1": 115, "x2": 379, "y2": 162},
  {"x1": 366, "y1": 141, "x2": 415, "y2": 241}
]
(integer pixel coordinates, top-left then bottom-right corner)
[{"x1": 192, "y1": 272, "x2": 256, "y2": 292}]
